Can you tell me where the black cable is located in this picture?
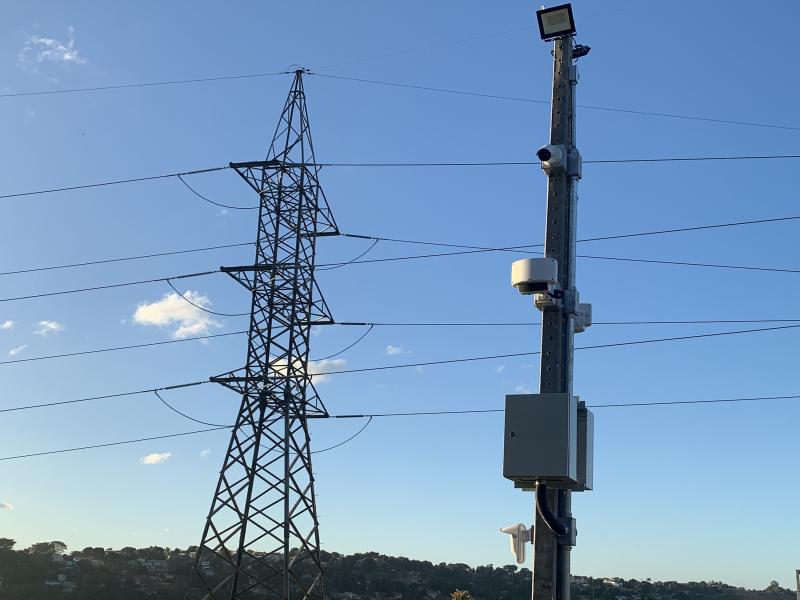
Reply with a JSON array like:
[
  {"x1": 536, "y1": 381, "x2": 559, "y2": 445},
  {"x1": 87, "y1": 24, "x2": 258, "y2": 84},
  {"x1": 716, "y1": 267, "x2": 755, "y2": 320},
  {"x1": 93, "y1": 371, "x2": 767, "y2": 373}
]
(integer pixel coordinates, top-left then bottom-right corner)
[
  {"x1": 311, "y1": 323, "x2": 800, "y2": 377},
  {"x1": 0, "y1": 331, "x2": 246, "y2": 367},
  {"x1": 0, "y1": 242, "x2": 252, "y2": 278},
  {"x1": 0, "y1": 380, "x2": 208, "y2": 414},
  {"x1": 577, "y1": 254, "x2": 800, "y2": 275},
  {"x1": 343, "y1": 213, "x2": 800, "y2": 253},
  {"x1": 0, "y1": 427, "x2": 230, "y2": 462},
  {"x1": 0, "y1": 270, "x2": 217, "y2": 304},
  {"x1": 3, "y1": 392, "x2": 800, "y2": 462},
  {"x1": 1, "y1": 212, "x2": 795, "y2": 280},
  {"x1": 165, "y1": 278, "x2": 249, "y2": 317},
  {"x1": 309, "y1": 155, "x2": 800, "y2": 167},
  {"x1": 334, "y1": 319, "x2": 800, "y2": 327},
  {"x1": 536, "y1": 482, "x2": 567, "y2": 536},
  {"x1": 177, "y1": 174, "x2": 258, "y2": 211},
  {"x1": 0, "y1": 72, "x2": 288, "y2": 99},
  {"x1": 322, "y1": 242, "x2": 800, "y2": 277},
  {"x1": 4, "y1": 156, "x2": 800, "y2": 204},
  {"x1": 310, "y1": 73, "x2": 800, "y2": 134},
  {"x1": 153, "y1": 390, "x2": 231, "y2": 428},
  {"x1": 0, "y1": 167, "x2": 228, "y2": 201},
  {"x1": 312, "y1": 325, "x2": 374, "y2": 361},
  {"x1": 330, "y1": 393, "x2": 800, "y2": 419},
  {"x1": 316, "y1": 239, "x2": 380, "y2": 271},
  {"x1": 312, "y1": 417, "x2": 373, "y2": 454}
]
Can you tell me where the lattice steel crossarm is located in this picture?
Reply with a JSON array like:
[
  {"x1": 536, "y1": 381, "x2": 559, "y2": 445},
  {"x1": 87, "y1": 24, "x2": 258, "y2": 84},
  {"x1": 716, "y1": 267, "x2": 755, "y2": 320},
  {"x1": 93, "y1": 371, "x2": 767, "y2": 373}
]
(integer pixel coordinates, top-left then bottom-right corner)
[{"x1": 192, "y1": 70, "x2": 338, "y2": 600}]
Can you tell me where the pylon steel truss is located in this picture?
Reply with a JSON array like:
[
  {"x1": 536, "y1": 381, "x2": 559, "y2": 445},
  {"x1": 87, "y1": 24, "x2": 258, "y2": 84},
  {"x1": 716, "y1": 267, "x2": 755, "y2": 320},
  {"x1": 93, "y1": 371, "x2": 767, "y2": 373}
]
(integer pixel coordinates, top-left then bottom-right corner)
[{"x1": 193, "y1": 70, "x2": 338, "y2": 600}]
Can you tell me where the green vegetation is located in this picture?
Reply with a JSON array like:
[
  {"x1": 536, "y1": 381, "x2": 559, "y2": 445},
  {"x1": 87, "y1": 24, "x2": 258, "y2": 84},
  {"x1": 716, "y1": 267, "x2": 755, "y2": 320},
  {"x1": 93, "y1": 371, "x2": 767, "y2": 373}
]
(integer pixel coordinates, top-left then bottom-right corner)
[{"x1": 0, "y1": 539, "x2": 793, "y2": 600}]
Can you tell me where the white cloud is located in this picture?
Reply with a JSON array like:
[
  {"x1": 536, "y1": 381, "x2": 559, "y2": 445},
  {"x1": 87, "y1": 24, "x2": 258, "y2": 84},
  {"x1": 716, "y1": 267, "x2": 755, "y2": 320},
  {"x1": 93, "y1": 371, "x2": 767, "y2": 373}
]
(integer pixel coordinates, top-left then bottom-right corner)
[
  {"x1": 0, "y1": 502, "x2": 14, "y2": 511},
  {"x1": 200, "y1": 449, "x2": 211, "y2": 458},
  {"x1": 139, "y1": 452, "x2": 171, "y2": 465},
  {"x1": 0, "y1": 320, "x2": 13, "y2": 330},
  {"x1": 17, "y1": 26, "x2": 87, "y2": 70},
  {"x1": 514, "y1": 384, "x2": 533, "y2": 394},
  {"x1": 8, "y1": 345, "x2": 27, "y2": 356},
  {"x1": 133, "y1": 291, "x2": 221, "y2": 339},
  {"x1": 385, "y1": 344, "x2": 411, "y2": 356},
  {"x1": 269, "y1": 358, "x2": 346, "y2": 385},
  {"x1": 308, "y1": 358, "x2": 346, "y2": 384},
  {"x1": 495, "y1": 365, "x2": 506, "y2": 373},
  {"x1": 34, "y1": 320, "x2": 64, "y2": 336}
]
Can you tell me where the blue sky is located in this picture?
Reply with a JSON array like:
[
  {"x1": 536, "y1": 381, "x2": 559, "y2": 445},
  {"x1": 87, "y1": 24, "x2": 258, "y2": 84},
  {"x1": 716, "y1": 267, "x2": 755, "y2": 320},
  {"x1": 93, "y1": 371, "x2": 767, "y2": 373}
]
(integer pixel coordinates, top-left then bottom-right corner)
[{"x1": 1, "y1": 0, "x2": 799, "y2": 590}]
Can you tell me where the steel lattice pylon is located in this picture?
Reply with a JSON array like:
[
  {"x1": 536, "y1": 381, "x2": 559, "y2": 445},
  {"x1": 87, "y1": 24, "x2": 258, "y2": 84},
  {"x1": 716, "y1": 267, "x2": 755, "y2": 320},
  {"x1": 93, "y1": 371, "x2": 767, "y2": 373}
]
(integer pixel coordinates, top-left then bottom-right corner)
[{"x1": 192, "y1": 70, "x2": 338, "y2": 600}]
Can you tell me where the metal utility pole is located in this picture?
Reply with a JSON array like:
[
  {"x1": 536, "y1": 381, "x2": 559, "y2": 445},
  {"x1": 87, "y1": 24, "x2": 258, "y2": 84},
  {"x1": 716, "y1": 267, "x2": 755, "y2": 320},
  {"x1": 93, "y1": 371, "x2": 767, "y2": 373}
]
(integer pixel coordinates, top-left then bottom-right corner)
[
  {"x1": 532, "y1": 32, "x2": 580, "y2": 600},
  {"x1": 193, "y1": 70, "x2": 338, "y2": 600},
  {"x1": 795, "y1": 569, "x2": 799, "y2": 600},
  {"x1": 504, "y1": 7, "x2": 592, "y2": 600}
]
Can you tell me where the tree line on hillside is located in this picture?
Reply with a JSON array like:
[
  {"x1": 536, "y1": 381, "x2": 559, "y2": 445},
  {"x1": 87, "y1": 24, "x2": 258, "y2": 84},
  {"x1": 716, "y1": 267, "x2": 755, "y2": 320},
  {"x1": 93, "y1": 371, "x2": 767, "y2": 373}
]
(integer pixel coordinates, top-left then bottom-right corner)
[{"x1": 0, "y1": 538, "x2": 794, "y2": 600}]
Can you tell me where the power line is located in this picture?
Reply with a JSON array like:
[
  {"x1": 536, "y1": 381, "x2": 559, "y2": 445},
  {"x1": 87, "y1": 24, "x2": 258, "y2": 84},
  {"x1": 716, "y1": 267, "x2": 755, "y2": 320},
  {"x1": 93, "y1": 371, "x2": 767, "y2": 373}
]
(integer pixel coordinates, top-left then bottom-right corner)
[
  {"x1": 0, "y1": 270, "x2": 217, "y2": 304},
  {"x1": 154, "y1": 390, "x2": 230, "y2": 428},
  {"x1": 2, "y1": 211, "x2": 796, "y2": 280},
  {"x1": 312, "y1": 323, "x2": 800, "y2": 377},
  {"x1": 312, "y1": 417, "x2": 374, "y2": 454},
  {"x1": 334, "y1": 319, "x2": 800, "y2": 327},
  {"x1": 0, "y1": 380, "x2": 208, "y2": 414},
  {"x1": 0, "y1": 426, "x2": 229, "y2": 462},
  {"x1": 4, "y1": 392, "x2": 800, "y2": 462},
  {"x1": 0, "y1": 72, "x2": 288, "y2": 99},
  {"x1": 321, "y1": 243, "x2": 800, "y2": 277},
  {"x1": 312, "y1": 325, "x2": 375, "y2": 362},
  {"x1": 331, "y1": 393, "x2": 800, "y2": 418},
  {"x1": 0, "y1": 331, "x2": 246, "y2": 368},
  {"x1": 165, "y1": 279, "x2": 248, "y2": 317},
  {"x1": 1, "y1": 318, "x2": 798, "y2": 374},
  {"x1": 578, "y1": 254, "x2": 800, "y2": 275},
  {"x1": 5, "y1": 155, "x2": 800, "y2": 203},
  {"x1": 312, "y1": 155, "x2": 800, "y2": 167},
  {"x1": 7, "y1": 324, "x2": 800, "y2": 417},
  {"x1": 177, "y1": 175, "x2": 259, "y2": 211},
  {"x1": 0, "y1": 166, "x2": 228, "y2": 201},
  {"x1": 0, "y1": 242, "x2": 252, "y2": 278},
  {"x1": 310, "y1": 73, "x2": 800, "y2": 133}
]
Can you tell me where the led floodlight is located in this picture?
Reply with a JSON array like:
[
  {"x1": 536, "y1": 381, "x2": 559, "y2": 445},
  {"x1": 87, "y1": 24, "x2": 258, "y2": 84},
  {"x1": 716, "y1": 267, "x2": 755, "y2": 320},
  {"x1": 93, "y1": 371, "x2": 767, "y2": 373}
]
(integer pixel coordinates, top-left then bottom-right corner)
[{"x1": 536, "y1": 4, "x2": 576, "y2": 41}]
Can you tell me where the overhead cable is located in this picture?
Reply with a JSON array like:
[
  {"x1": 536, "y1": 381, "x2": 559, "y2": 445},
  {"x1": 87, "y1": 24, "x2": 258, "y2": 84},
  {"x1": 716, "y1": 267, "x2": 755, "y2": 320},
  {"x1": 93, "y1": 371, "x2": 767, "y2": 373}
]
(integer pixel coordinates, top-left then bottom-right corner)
[
  {"x1": 0, "y1": 380, "x2": 208, "y2": 414},
  {"x1": 0, "y1": 72, "x2": 288, "y2": 99},
  {"x1": 2, "y1": 213, "x2": 796, "y2": 279},
  {"x1": 0, "y1": 427, "x2": 229, "y2": 461},
  {"x1": 311, "y1": 323, "x2": 800, "y2": 377},
  {"x1": 0, "y1": 166, "x2": 228, "y2": 201},
  {"x1": 310, "y1": 73, "x2": 800, "y2": 133},
  {"x1": 5, "y1": 155, "x2": 800, "y2": 202},
  {"x1": 0, "y1": 242, "x2": 252, "y2": 278},
  {"x1": 0, "y1": 270, "x2": 217, "y2": 304},
  {"x1": 2, "y1": 320, "x2": 799, "y2": 373},
  {"x1": 0, "y1": 331, "x2": 246, "y2": 368},
  {"x1": 165, "y1": 278, "x2": 248, "y2": 317},
  {"x1": 4, "y1": 393, "x2": 800, "y2": 461},
  {"x1": 153, "y1": 390, "x2": 231, "y2": 428},
  {"x1": 177, "y1": 174, "x2": 258, "y2": 211},
  {"x1": 334, "y1": 319, "x2": 800, "y2": 327}
]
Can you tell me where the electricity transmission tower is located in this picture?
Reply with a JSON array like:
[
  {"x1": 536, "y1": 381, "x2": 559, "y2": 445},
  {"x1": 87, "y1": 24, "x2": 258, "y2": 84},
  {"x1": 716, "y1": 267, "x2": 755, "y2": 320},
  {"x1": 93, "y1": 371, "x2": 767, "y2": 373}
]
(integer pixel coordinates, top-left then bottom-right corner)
[{"x1": 193, "y1": 69, "x2": 338, "y2": 600}]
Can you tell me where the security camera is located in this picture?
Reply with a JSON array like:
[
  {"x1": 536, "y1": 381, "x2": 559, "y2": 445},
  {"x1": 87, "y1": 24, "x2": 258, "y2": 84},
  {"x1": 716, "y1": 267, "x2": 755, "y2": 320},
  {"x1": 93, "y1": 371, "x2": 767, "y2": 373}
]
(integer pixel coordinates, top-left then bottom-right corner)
[
  {"x1": 500, "y1": 523, "x2": 532, "y2": 564},
  {"x1": 511, "y1": 258, "x2": 559, "y2": 295},
  {"x1": 536, "y1": 144, "x2": 565, "y2": 172}
]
